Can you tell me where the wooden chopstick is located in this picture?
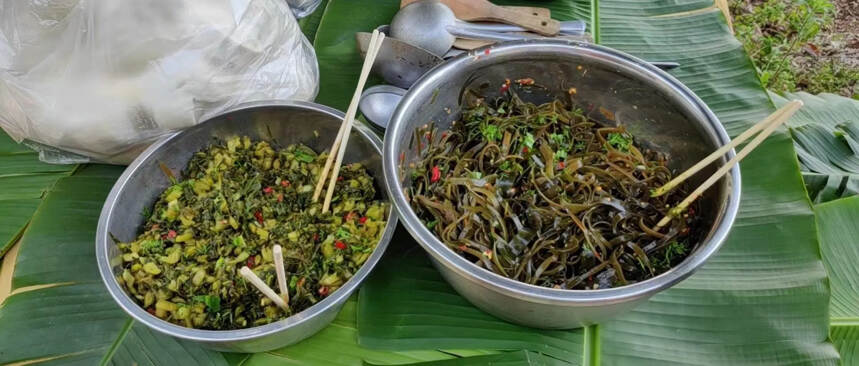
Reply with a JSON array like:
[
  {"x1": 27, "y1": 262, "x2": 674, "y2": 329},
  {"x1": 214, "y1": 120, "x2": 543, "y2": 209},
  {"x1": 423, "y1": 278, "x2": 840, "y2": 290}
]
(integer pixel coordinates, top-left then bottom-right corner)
[
  {"x1": 654, "y1": 100, "x2": 803, "y2": 229},
  {"x1": 273, "y1": 245, "x2": 289, "y2": 304},
  {"x1": 320, "y1": 30, "x2": 386, "y2": 213},
  {"x1": 239, "y1": 266, "x2": 289, "y2": 311},
  {"x1": 651, "y1": 100, "x2": 805, "y2": 197},
  {"x1": 313, "y1": 30, "x2": 385, "y2": 207}
]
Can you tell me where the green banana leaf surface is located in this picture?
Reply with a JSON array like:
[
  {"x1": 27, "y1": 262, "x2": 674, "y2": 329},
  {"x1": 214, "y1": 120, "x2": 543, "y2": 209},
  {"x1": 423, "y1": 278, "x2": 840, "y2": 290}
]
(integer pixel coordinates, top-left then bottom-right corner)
[
  {"x1": 772, "y1": 92, "x2": 859, "y2": 203},
  {"x1": 815, "y1": 196, "x2": 859, "y2": 365},
  {"x1": 0, "y1": 0, "x2": 854, "y2": 365},
  {"x1": 0, "y1": 133, "x2": 75, "y2": 257}
]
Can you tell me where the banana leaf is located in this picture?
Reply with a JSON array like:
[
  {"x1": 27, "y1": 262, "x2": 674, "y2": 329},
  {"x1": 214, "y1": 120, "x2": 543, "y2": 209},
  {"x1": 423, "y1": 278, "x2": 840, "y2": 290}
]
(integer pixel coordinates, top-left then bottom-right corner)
[
  {"x1": 0, "y1": 166, "x2": 231, "y2": 365},
  {"x1": 0, "y1": 133, "x2": 75, "y2": 257},
  {"x1": 815, "y1": 196, "x2": 859, "y2": 365},
  {"x1": 364, "y1": 350, "x2": 572, "y2": 366},
  {"x1": 351, "y1": 1, "x2": 838, "y2": 365},
  {"x1": 772, "y1": 92, "x2": 859, "y2": 203},
  {"x1": 241, "y1": 298, "x2": 456, "y2": 366}
]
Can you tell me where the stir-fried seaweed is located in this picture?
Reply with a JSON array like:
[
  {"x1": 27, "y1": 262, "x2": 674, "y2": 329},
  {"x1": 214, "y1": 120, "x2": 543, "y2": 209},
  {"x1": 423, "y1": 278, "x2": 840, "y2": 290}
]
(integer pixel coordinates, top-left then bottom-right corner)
[
  {"x1": 117, "y1": 136, "x2": 387, "y2": 330},
  {"x1": 408, "y1": 95, "x2": 700, "y2": 290}
]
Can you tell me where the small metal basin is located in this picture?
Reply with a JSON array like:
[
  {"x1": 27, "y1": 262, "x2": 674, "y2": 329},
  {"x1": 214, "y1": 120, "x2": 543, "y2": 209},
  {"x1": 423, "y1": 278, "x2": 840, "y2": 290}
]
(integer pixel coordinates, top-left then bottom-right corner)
[{"x1": 96, "y1": 101, "x2": 397, "y2": 352}]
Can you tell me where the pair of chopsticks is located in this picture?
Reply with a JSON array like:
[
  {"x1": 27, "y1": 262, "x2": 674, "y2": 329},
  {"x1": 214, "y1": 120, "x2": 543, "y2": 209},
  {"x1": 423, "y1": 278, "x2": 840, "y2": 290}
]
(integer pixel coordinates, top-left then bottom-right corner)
[
  {"x1": 312, "y1": 29, "x2": 387, "y2": 213},
  {"x1": 651, "y1": 100, "x2": 804, "y2": 230},
  {"x1": 240, "y1": 245, "x2": 291, "y2": 311},
  {"x1": 237, "y1": 31, "x2": 387, "y2": 307}
]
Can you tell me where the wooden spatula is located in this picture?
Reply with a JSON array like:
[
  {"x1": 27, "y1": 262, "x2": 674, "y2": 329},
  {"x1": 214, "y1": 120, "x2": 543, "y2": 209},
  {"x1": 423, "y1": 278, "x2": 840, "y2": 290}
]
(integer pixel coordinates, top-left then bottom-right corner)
[
  {"x1": 400, "y1": 1, "x2": 551, "y2": 19},
  {"x1": 400, "y1": 0, "x2": 560, "y2": 36}
]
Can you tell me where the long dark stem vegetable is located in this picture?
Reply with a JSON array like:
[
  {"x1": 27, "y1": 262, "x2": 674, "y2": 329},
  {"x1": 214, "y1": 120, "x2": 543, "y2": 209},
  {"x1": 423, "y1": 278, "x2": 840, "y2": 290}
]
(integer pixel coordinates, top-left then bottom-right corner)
[{"x1": 407, "y1": 93, "x2": 700, "y2": 290}]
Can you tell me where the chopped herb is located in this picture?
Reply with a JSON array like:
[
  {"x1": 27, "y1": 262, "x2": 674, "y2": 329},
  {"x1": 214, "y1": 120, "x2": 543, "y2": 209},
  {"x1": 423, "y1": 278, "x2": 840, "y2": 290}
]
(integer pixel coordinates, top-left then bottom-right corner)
[
  {"x1": 523, "y1": 133, "x2": 535, "y2": 148},
  {"x1": 140, "y1": 239, "x2": 164, "y2": 254},
  {"x1": 336, "y1": 227, "x2": 351, "y2": 239},
  {"x1": 294, "y1": 150, "x2": 315, "y2": 163},
  {"x1": 470, "y1": 171, "x2": 482, "y2": 179},
  {"x1": 426, "y1": 219, "x2": 439, "y2": 230},
  {"x1": 607, "y1": 132, "x2": 632, "y2": 152},
  {"x1": 193, "y1": 295, "x2": 221, "y2": 313},
  {"x1": 481, "y1": 124, "x2": 502, "y2": 142},
  {"x1": 554, "y1": 149, "x2": 568, "y2": 160}
]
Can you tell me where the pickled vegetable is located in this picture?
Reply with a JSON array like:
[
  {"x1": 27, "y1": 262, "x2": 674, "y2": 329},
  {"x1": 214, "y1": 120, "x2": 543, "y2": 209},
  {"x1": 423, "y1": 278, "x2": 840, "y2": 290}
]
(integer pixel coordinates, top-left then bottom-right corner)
[
  {"x1": 407, "y1": 94, "x2": 701, "y2": 290},
  {"x1": 117, "y1": 137, "x2": 387, "y2": 330}
]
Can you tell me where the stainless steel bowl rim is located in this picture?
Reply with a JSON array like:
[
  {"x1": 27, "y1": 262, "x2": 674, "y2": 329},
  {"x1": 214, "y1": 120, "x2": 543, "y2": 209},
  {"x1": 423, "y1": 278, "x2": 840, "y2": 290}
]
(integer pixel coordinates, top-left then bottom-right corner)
[
  {"x1": 383, "y1": 40, "x2": 741, "y2": 306},
  {"x1": 96, "y1": 100, "x2": 398, "y2": 342}
]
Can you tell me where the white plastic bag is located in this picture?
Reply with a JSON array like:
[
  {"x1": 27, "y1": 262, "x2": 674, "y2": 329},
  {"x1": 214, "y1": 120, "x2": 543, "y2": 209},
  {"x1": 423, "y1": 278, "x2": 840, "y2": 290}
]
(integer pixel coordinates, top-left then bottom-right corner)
[{"x1": 0, "y1": 0, "x2": 319, "y2": 164}]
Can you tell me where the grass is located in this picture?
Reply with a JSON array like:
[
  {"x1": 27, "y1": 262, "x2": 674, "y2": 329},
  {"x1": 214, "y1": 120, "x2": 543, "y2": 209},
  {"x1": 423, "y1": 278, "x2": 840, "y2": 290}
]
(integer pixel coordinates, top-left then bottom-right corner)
[{"x1": 730, "y1": 0, "x2": 859, "y2": 99}]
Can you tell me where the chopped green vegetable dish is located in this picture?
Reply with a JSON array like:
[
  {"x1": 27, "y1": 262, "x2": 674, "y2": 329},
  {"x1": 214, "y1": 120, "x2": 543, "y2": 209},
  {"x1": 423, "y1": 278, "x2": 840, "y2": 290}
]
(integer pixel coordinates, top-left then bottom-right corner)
[
  {"x1": 408, "y1": 95, "x2": 700, "y2": 290},
  {"x1": 117, "y1": 136, "x2": 387, "y2": 330}
]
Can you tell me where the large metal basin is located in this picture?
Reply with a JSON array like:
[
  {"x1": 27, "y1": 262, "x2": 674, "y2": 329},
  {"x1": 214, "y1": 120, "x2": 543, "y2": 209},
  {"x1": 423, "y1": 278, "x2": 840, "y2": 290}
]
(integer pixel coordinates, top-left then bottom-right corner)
[
  {"x1": 96, "y1": 101, "x2": 397, "y2": 352},
  {"x1": 383, "y1": 40, "x2": 741, "y2": 328}
]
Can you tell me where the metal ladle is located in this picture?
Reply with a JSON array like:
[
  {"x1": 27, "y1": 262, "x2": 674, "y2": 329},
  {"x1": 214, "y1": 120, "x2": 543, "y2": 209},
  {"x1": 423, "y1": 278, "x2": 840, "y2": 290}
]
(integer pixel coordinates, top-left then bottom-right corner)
[
  {"x1": 390, "y1": 1, "x2": 539, "y2": 57},
  {"x1": 359, "y1": 85, "x2": 407, "y2": 129}
]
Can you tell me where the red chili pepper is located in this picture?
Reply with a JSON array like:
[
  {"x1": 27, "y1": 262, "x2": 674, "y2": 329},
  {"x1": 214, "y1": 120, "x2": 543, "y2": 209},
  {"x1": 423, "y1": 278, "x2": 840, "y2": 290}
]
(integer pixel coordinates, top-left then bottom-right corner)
[
  {"x1": 337, "y1": 176, "x2": 344, "y2": 181},
  {"x1": 335, "y1": 241, "x2": 347, "y2": 250},
  {"x1": 312, "y1": 233, "x2": 319, "y2": 242},
  {"x1": 343, "y1": 211, "x2": 356, "y2": 222},
  {"x1": 558, "y1": 161, "x2": 565, "y2": 169},
  {"x1": 430, "y1": 166, "x2": 441, "y2": 183},
  {"x1": 458, "y1": 245, "x2": 467, "y2": 251},
  {"x1": 425, "y1": 132, "x2": 432, "y2": 140},
  {"x1": 515, "y1": 78, "x2": 535, "y2": 85},
  {"x1": 161, "y1": 234, "x2": 168, "y2": 240},
  {"x1": 358, "y1": 216, "x2": 368, "y2": 224},
  {"x1": 254, "y1": 211, "x2": 264, "y2": 225},
  {"x1": 167, "y1": 230, "x2": 177, "y2": 239},
  {"x1": 522, "y1": 146, "x2": 529, "y2": 153},
  {"x1": 147, "y1": 308, "x2": 156, "y2": 316},
  {"x1": 318, "y1": 286, "x2": 329, "y2": 296},
  {"x1": 280, "y1": 180, "x2": 290, "y2": 187},
  {"x1": 500, "y1": 84, "x2": 509, "y2": 93},
  {"x1": 246, "y1": 257, "x2": 255, "y2": 268},
  {"x1": 262, "y1": 186, "x2": 273, "y2": 194},
  {"x1": 441, "y1": 132, "x2": 448, "y2": 139},
  {"x1": 399, "y1": 152, "x2": 405, "y2": 163},
  {"x1": 277, "y1": 193, "x2": 283, "y2": 202}
]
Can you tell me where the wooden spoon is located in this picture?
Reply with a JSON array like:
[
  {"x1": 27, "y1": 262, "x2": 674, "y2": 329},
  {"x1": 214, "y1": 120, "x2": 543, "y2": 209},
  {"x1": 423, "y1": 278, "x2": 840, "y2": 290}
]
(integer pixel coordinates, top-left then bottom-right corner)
[{"x1": 401, "y1": 0, "x2": 560, "y2": 36}]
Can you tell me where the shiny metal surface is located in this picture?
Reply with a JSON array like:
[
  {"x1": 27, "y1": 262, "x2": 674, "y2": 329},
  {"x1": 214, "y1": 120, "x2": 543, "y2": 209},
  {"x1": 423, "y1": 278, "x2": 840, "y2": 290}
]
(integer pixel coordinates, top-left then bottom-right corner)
[
  {"x1": 383, "y1": 40, "x2": 741, "y2": 328},
  {"x1": 96, "y1": 101, "x2": 398, "y2": 352},
  {"x1": 390, "y1": 1, "x2": 458, "y2": 57},
  {"x1": 359, "y1": 85, "x2": 406, "y2": 129},
  {"x1": 356, "y1": 30, "x2": 443, "y2": 89}
]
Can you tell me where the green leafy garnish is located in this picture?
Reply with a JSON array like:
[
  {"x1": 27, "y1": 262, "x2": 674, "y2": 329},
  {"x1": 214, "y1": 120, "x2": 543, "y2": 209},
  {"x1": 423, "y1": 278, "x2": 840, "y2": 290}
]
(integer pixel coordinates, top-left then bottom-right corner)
[
  {"x1": 295, "y1": 150, "x2": 315, "y2": 163},
  {"x1": 549, "y1": 133, "x2": 565, "y2": 145},
  {"x1": 140, "y1": 239, "x2": 164, "y2": 254},
  {"x1": 232, "y1": 235, "x2": 245, "y2": 247},
  {"x1": 554, "y1": 149, "x2": 568, "y2": 160},
  {"x1": 481, "y1": 124, "x2": 502, "y2": 142},
  {"x1": 607, "y1": 132, "x2": 632, "y2": 152},
  {"x1": 523, "y1": 133, "x2": 535, "y2": 148},
  {"x1": 193, "y1": 295, "x2": 221, "y2": 313},
  {"x1": 470, "y1": 171, "x2": 483, "y2": 179},
  {"x1": 426, "y1": 219, "x2": 439, "y2": 230},
  {"x1": 336, "y1": 227, "x2": 351, "y2": 239}
]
